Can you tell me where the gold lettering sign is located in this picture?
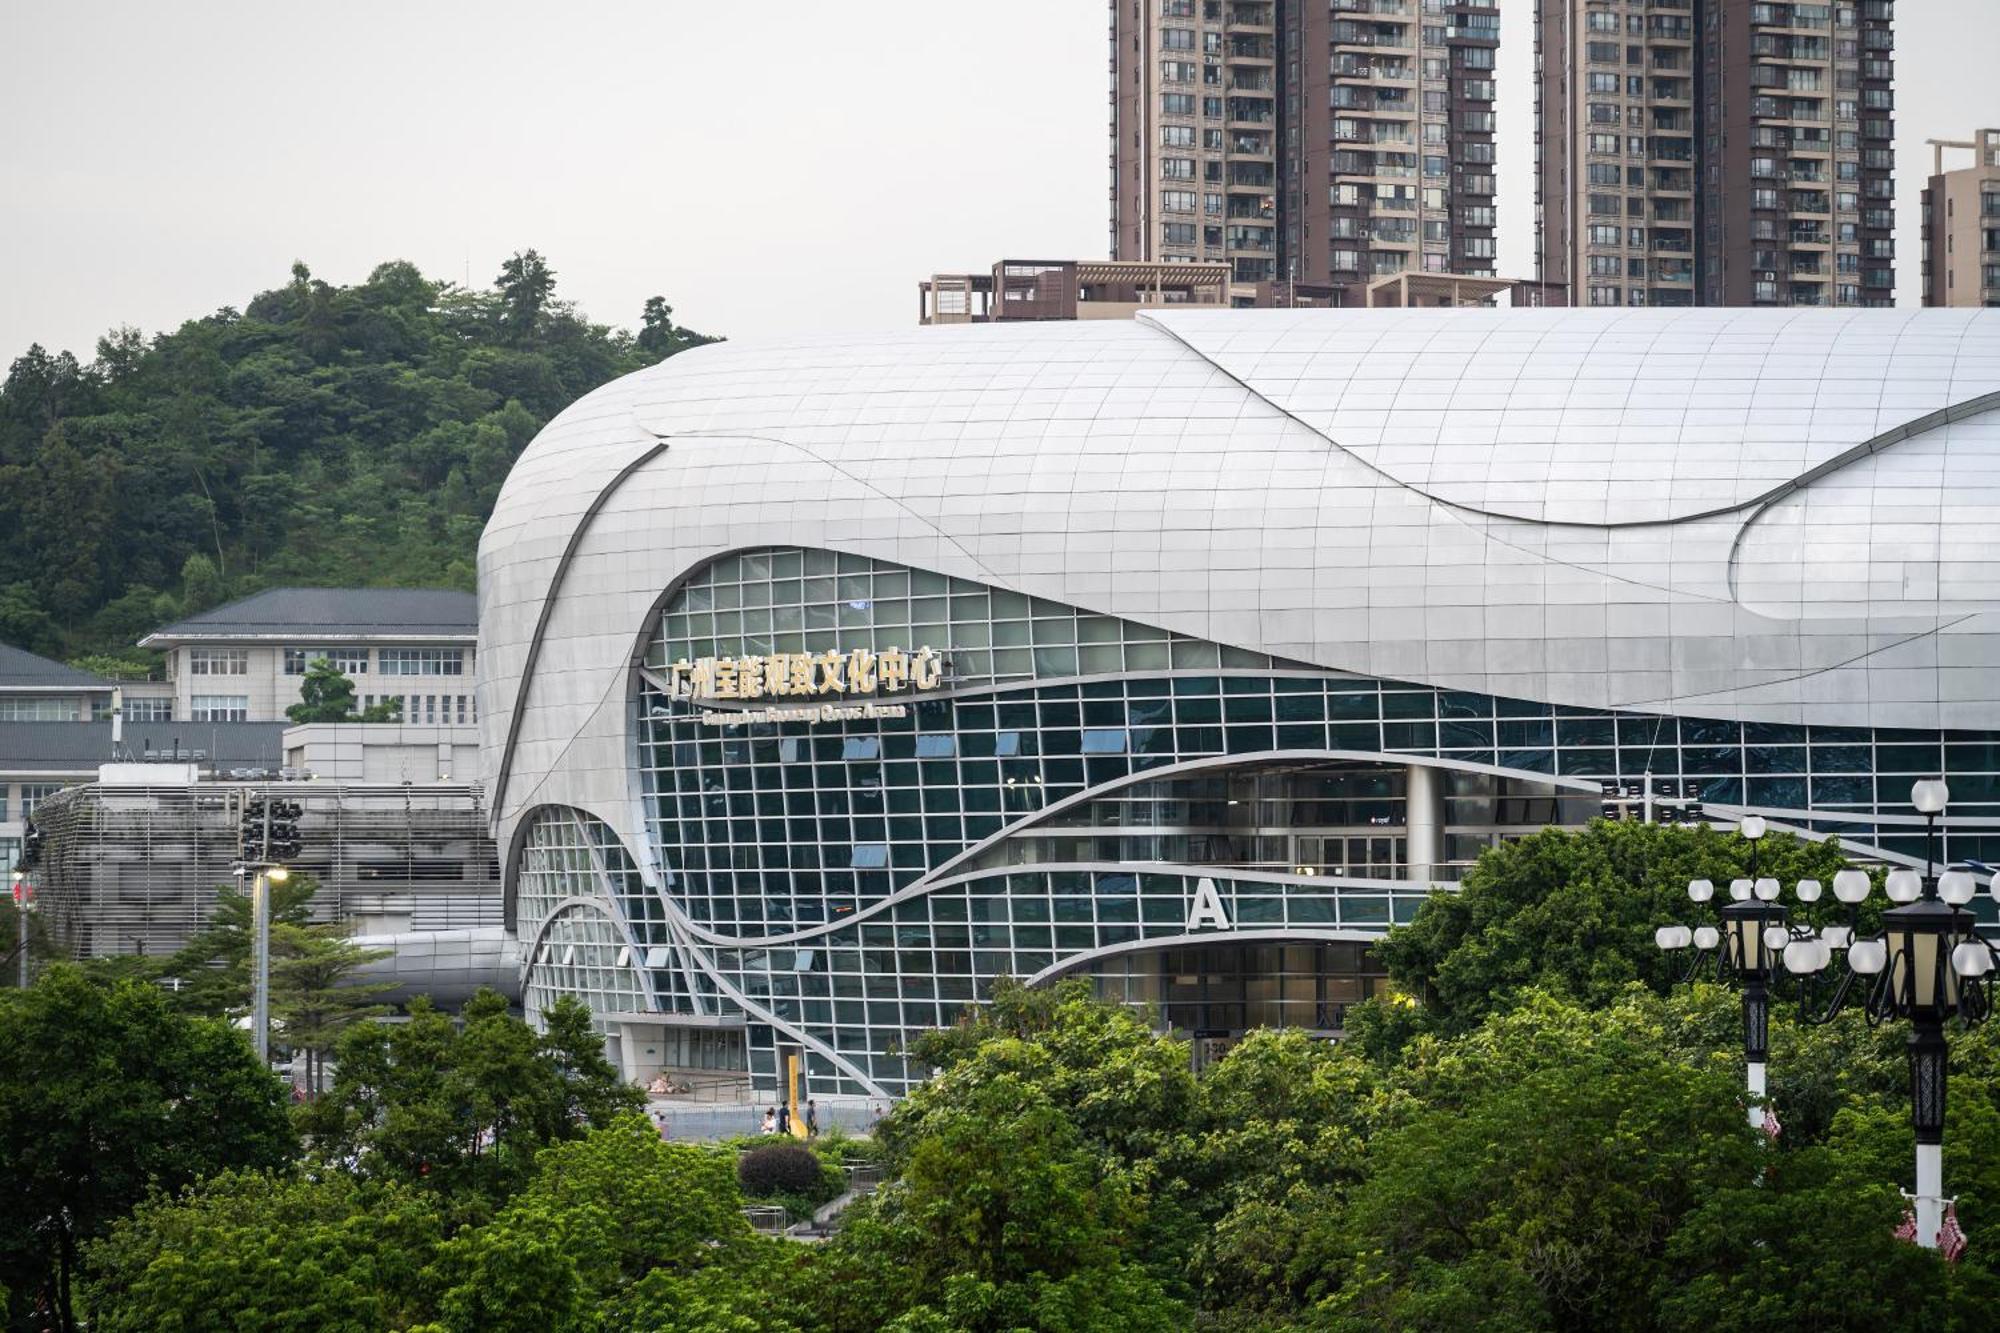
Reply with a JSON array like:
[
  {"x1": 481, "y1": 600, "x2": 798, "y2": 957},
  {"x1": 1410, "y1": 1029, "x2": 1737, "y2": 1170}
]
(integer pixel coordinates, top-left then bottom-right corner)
[{"x1": 666, "y1": 646, "x2": 943, "y2": 702}]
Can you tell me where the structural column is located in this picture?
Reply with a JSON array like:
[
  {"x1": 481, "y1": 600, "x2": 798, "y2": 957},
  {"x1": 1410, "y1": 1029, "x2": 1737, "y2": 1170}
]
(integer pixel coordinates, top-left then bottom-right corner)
[{"x1": 1404, "y1": 763, "x2": 1444, "y2": 887}]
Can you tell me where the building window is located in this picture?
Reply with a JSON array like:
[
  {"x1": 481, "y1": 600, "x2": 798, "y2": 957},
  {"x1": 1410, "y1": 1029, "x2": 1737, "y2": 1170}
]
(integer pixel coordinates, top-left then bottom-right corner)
[
  {"x1": 1163, "y1": 222, "x2": 1198, "y2": 246},
  {"x1": 1161, "y1": 92, "x2": 1195, "y2": 116},
  {"x1": 188, "y1": 648, "x2": 249, "y2": 676},
  {"x1": 1161, "y1": 124, "x2": 1195, "y2": 148},
  {"x1": 190, "y1": 695, "x2": 249, "y2": 721},
  {"x1": 378, "y1": 648, "x2": 465, "y2": 677},
  {"x1": 1161, "y1": 60, "x2": 1196, "y2": 83},
  {"x1": 19, "y1": 784, "x2": 63, "y2": 817},
  {"x1": 1161, "y1": 27, "x2": 1194, "y2": 51},
  {"x1": 123, "y1": 697, "x2": 173, "y2": 722},
  {"x1": 0, "y1": 697, "x2": 81, "y2": 722},
  {"x1": 284, "y1": 646, "x2": 369, "y2": 676}
]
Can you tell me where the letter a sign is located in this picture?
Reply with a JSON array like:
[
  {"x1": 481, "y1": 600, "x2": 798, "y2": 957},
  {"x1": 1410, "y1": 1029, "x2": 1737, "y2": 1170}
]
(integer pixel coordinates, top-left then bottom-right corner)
[{"x1": 1186, "y1": 877, "x2": 1232, "y2": 931}]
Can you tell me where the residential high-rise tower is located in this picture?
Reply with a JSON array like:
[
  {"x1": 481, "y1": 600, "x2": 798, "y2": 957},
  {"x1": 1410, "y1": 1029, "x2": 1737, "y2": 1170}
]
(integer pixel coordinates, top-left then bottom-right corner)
[
  {"x1": 1920, "y1": 130, "x2": 2000, "y2": 308},
  {"x1": 1536, "y1": 0, "x2": 1895, "y2": 308},
  {"x1": 1110, "y1": 0, "x2": 1502, "y2": 306}
]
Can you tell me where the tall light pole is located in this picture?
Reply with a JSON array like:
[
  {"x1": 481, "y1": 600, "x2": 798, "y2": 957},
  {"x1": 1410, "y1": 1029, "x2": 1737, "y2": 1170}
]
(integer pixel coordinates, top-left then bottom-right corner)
[
  {"x1": 10, "y1": 869, "x2": 27, "y2": 990},
  {"x1": 248, "y1": 864, "x2": 289, "y2": 1067},
  {"x1": 235, "y1": 790, "x2": 300, "y2": 1069},
  {"x1": 1662, "y1": 780, "x2": 1997, "y2": 1251},
  {"x1": 1657, "y1": 814, "x2": 1782, "y2": 1129}
]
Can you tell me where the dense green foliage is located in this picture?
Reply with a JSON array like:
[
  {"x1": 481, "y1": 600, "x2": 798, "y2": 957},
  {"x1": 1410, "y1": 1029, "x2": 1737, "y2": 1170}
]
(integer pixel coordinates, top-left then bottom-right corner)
[
  {"x1": 1374, "y1": 819, "x2": 1859, "y2": 1036},
  {"x1": 0, "y1": 252, "x2": 716, "y2": 659},
  {"x1": 0, "y1": 965, "x2": 295, "y2": 1330},
  {"x1": 296, "y1": 988, "x2": 640, "y2": 1215},
  {"x1": 81, "y1": 1171, "x2": 441, "y2": 1333},
  {"x1": 24, "y1": 822, "x2": 2000, "y2": 1330}
]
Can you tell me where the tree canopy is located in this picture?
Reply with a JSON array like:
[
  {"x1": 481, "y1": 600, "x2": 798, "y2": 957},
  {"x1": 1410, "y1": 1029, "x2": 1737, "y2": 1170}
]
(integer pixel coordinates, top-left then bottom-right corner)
[
  {"x1": 22, "y1": 821, "x2": 2000, "y2": 1330},
  {"x1": 0, "y1": 966, "x2": 295, "y2": 1331},
  {"x1": 0, "y1": 253, "x2": 717, "y2": 659},
  {"x1": 1373, "y1": 820, "x2": 1857, "y2": 1037}
]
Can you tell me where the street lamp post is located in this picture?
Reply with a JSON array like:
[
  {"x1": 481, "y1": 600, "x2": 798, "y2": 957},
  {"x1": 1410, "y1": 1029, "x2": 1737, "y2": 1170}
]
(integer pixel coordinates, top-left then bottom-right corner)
[
  {"x1": 1657, "y1": 814, "x2": 1784, "y2": 1129},
  {"x1": 242, "y1": 863, "x2": 290, "y2": 1067},
  {"x1": 9, "y1": 869, "x2": 27, "y2": 990},
  {"x1": 1660, "y1": 780, "x2": 1997, "y2": 1251}
]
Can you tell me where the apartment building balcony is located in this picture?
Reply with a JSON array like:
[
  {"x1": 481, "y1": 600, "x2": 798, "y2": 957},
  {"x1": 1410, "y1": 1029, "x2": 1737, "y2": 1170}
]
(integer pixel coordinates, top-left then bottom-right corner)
[
  {"x1": 1331, "y1": 21, "x2": 1413, "y2": 49},
  {"x1": 1651, "y1": 202, "x2": 1692, "y2": 223},
  {"x1": 1226, "y1": 197, "x2": 1275, "y2": 220},
  {"x1": 1363, "y1": 223, "x2": 1418, "y2": 246},
  {"x1": 1651, "y1": 235, "x2": 1693, "y2": 255},
  {"x1": 1229, "y1": 71, "x2": 1274, "y2": 92},
  {"x1": 1227, "y1": 100, "x2": 1275, "y2": 125},
  {"x1": 1227, "y1": 162, "x2": 1276, "y2": 188},
  {"x1": 1228, "y1": 36, "x2": 1275, "y2": 61},
  {"x1": 1333, "y1": 57, "x2": 1412, "y2": 81},
  {"x1": 1788, "y1": 225, "x2": 1830, "y2": 246},
  {"x1": 1228, "y1": 2, "x2": 1276, "y2": 31},
  {"x1": 1752, "y1": 3, "x2": 1830, "y2": 31}
]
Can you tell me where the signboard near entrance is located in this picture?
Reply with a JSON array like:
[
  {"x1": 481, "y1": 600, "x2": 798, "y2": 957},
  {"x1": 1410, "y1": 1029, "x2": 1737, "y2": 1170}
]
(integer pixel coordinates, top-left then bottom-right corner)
[{"x1": 664, "y1": 646, "x2": 943, "y2": 702}]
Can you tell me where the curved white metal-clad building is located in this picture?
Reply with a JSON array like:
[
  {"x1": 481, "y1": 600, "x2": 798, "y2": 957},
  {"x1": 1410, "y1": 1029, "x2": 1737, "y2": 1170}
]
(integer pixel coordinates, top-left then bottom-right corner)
[{"x1": 479, "y1": 308, "x2": 2000, "y2": 1095}]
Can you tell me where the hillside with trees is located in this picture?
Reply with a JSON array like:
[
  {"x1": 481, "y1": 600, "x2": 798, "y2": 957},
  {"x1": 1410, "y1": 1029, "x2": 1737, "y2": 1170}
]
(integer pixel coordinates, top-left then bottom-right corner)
[{"x1": 0, "y1": 253, "x2": 717, "y2": 667}]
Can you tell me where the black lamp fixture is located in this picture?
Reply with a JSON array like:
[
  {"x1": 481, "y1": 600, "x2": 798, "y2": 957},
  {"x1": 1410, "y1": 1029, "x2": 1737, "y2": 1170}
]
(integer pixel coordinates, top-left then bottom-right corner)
[{"x1": 1659, "y1": 780, "x2": 1996, "y2": 1251}]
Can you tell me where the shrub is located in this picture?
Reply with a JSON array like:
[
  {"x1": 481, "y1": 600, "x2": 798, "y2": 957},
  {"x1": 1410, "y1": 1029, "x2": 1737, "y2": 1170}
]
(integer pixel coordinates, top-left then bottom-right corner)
[{"x1": 737, "y1": 1143, "x2": 825, "y2": 1199}]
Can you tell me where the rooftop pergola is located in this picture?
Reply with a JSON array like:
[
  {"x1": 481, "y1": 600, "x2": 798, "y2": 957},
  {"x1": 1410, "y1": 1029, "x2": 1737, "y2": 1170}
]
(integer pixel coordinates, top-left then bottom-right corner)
[{"x1": 1364, "y1": 272, "x2": 1528, "y2": 308}]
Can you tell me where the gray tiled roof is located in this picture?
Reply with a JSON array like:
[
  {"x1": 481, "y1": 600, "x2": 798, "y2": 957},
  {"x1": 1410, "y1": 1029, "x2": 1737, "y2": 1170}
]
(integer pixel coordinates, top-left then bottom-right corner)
[
  {"x1": 140, "y1": 588, "x2": 477, "y2": 645},
  {"x1": 0, "y1": 643, "x2": 113, "y2": 691},
  {"x1": 0, "y1": 721, "x2": 288, "y2": 774}
]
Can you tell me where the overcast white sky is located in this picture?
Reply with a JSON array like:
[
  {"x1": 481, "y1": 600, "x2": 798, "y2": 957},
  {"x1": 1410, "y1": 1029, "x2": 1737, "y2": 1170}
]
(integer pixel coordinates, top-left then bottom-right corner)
[{"x1": 3, "y1": 1, "x2": 1996, "y2": 361}]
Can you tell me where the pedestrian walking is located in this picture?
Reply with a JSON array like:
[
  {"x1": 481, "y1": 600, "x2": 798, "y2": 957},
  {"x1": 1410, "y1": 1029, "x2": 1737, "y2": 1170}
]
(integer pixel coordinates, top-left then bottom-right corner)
[
  {"x1": 761, "y1": 1106, "x2": 776, "y2": 1135},
  {"x1": 805, "y1": 1098, "x2": 819, "y2": 1138},
  {"x1": 777, "y1": 1102, "x2": 792, "y2": 1136}
]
